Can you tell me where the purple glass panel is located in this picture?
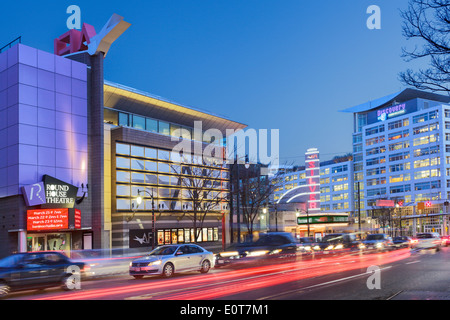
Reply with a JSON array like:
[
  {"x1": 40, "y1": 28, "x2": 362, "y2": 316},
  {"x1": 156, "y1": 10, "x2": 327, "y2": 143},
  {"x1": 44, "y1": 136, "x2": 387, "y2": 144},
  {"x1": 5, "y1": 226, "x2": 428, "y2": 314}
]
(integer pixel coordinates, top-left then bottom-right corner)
[
  {"x1": 38, "y1": 146, "x2": 55, "y2": 167},
  {"x1": 37, "y1": 69, "x2": 55, "y2": 91},
  {"x1": 55, "y1": 93, "x2": 71, "y2": 113},
  {"x1": 37, "y1": 127, "x2": 55, "y2": 148},
  {"x1": 18, "y1": 84, "x2": 37, "y2": 106},
  {"x1": 18, "y1": 44, "x2": 37, "y2": 67},
  {"x1": 37, "y1": 88, "x2": 55, "y2": 110},
  {"x1": 37, "y1": 108, "x2": 55, "y2": 129},
  {"x1": 18, "y1": 104, "x2": 37, "y2": 126},
  {"x1": 55, "y1": 56, "x2": 71, "y2": 76},
  {"x1": 37, "y1": 50, "x2": 55, "y2": 72},
  {"x1": 71, "y1": 61, "x2": 86, "y2": 81},
  {"x1": 55, "y1": 74, "x2": 71, "y2": 95},
  {"x1": 19, "y1": 64, "x2": 37, "y2": 87}
]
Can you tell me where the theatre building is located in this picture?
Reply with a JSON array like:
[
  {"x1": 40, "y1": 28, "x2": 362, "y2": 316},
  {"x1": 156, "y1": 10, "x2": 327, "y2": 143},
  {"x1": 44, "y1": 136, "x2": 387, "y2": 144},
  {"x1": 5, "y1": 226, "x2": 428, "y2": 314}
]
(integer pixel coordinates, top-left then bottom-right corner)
[{"x1": 0, "y1": 15, "x2": 245, "y2": 258}]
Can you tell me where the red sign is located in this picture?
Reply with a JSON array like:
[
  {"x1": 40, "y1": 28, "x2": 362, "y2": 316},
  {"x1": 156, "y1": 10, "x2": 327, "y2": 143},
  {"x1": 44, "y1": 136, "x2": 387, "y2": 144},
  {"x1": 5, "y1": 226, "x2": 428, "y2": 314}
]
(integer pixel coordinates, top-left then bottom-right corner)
[
  {"x1": 27, "y1": 209, "x2": 69, "y2": 231},
  {"x1": 376, "y1": 199, "x2": 395, "y2": 207},
  {"x1": 54, "y1": 23, "x2": 96, "y2": 56},
  {"x1": 75, "y1": 209, "x2": 81, "y2": 229}
]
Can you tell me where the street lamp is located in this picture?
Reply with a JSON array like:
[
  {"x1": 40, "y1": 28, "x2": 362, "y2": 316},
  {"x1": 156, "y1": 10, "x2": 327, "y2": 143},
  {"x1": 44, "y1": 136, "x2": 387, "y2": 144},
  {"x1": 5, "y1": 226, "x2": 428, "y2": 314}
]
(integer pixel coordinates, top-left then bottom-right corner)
[
  {"x1": 296, "y1": 207, "x2": 310, "y2": 237},
  {"x1": 128, "y1": 188, "x2": 156, "y2": 249}
]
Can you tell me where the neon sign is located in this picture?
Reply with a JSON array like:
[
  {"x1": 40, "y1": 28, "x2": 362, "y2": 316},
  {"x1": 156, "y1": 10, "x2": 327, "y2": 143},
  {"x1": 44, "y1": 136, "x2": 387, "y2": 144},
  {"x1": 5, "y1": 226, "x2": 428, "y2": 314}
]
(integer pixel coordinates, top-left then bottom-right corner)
[
  {"x1": 305, "y1": 148, "x2": 320, "y2": 212},
  {"x1": 377, "y1": 103, "x2": 406, "y2": 121}
]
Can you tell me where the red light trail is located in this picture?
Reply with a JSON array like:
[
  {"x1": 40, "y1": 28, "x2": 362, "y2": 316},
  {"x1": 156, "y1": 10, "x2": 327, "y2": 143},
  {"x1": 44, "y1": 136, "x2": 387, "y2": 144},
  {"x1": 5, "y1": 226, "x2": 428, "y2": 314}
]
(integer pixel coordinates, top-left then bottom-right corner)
[{"x1": 33, "y1": 249, "x2": 410, "y2": 300}]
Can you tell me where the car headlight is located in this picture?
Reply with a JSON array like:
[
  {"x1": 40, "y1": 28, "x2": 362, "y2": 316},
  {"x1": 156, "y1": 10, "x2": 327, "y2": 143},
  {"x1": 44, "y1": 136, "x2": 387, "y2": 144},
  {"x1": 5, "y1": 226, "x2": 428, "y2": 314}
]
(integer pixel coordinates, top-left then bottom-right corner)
[
  {"x1": 246, "y1": 250, "x2": 269, "y2": 257},
  {"x1": 219, "y1": 251, "x2": 239, "y2": 258},
  {"x1": 334, "y1": 244, "x2": 343, "y2": 250},
  {"x1": 269, "y1": 249, "x2": 282, "y2": 255},
  {"x1": 148, "y1": 260, "x2": 162, "y2": 266},
  {"x1": 325, "y1": 245, "x2": 334, "y2": 250},
  {"x1": 376, "y1": 243, "x2": 383, "y2": 248},
  {"x1": 359, "y1": 243, "x2": 366, "y2": 249}
]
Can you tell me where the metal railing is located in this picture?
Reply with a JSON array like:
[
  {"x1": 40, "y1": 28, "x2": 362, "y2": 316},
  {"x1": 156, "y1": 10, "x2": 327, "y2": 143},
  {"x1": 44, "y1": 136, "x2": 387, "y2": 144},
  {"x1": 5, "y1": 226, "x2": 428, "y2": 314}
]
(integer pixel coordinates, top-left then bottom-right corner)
[{"x1": 0, "y1": 36, "x2": 21, "y2": 54}]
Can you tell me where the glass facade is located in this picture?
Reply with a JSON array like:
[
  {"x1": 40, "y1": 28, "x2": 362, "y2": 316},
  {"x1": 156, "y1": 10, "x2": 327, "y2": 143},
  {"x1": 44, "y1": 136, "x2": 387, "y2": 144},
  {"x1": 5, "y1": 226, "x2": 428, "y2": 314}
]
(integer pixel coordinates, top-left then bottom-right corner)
[
  {"x1": 114, "y1": 142, "x2": 229, "y2": 243},
  {"x1": 104, "y1": 108, "x2": 224, "y2": 146}
]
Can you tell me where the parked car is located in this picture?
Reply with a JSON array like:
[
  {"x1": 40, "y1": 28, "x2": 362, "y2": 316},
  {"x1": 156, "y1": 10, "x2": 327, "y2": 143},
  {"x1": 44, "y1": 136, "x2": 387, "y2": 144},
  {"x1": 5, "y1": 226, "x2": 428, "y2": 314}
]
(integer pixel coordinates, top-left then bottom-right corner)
[
  {"x1": 215, "y1": 232, "x2": 301, "y2": 267},
  {"x1": 315, "y1": 233, "x2": 362, "y2": 252},
  {"x1": 129, "y1": 244, "x2": 214, "y2": 278},
  {"x1": 0, "y1": 251, "x2": 85, "y2": 298},
  {"x1": 414, "y1": 232, "x2": 442, "y2": 251},
  {"x1": 392, "y1": 236, "x2": 412, "y2": 249},
  {"x1": 440, "y1": 235, "x2": 450, "y2": 247},
  {"x1": 362, "y1": 234, "x2": 393, "y2": 251}
]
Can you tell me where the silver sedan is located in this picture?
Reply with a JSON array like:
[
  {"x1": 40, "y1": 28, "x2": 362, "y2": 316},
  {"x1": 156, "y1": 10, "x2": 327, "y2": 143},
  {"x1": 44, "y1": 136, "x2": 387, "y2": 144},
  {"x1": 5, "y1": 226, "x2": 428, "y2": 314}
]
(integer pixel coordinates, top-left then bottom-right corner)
[{"x1": 129, "y1": 244, "x2": 215, "y2": 278}]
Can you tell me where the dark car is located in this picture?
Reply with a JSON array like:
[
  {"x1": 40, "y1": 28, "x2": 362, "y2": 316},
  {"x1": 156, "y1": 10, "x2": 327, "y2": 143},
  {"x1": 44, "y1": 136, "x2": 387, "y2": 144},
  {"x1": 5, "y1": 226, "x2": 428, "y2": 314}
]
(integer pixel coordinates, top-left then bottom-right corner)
[
  {"x1": 362, "y1": 234, "x2": 393, "y2": 251},
  {"x1": 215, "y1": 232, "x2": 301, "y2": 267},
  {"x1": 315, "y1": 233, "x2": 362, "y2": 252},
  {"x1": 392, "y1": 236, "x2": 412, "y2": 249},
  {"x1": 0, "y1": 251, "x2": 85, "y2": 298}
]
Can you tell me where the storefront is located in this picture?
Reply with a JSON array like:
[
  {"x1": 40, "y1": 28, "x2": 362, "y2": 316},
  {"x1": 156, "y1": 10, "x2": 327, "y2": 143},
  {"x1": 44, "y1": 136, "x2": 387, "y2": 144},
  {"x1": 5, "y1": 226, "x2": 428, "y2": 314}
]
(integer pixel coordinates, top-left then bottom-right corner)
[
  {"x1": 21, "y1": 176, "x2": 92, "y2": 257},
  {"x1": 295, "y1": 214, "x2": 350, "y2": 240}
]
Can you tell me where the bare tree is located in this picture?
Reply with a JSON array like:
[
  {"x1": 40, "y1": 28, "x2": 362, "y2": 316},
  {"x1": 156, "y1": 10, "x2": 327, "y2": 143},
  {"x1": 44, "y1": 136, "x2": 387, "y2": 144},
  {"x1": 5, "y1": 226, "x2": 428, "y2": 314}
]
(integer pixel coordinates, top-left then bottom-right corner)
[
  {"x1": 233, "y1": 164, "x2": 284, "y2": 240},
  {"x1": 399, "y1": 0, "x2": 450, "y2": 93},
  {"x1": 170, "y1": 153, "x2": 227, "y2": 243}
]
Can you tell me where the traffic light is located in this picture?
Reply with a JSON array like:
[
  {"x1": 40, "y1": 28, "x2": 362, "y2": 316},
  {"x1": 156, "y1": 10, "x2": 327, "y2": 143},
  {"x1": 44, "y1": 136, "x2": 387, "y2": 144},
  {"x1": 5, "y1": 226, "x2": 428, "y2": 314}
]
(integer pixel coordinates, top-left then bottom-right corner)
[{"x1": 425, "y1": 201, "x2": 432, "y2": 207}]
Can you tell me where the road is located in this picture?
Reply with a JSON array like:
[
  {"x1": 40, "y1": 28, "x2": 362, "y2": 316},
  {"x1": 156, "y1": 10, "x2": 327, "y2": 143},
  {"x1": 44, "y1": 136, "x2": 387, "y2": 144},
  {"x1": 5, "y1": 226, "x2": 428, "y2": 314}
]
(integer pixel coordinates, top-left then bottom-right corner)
[{"x1": 5, "y1": 247, "x2": 450, "y2": 301}]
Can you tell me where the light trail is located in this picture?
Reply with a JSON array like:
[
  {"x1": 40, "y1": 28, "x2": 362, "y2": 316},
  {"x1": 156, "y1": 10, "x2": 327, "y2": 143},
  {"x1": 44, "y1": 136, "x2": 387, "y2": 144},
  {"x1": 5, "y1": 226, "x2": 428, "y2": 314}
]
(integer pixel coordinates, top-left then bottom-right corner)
[{"x1": 33, "y1": 249, "x2": 411, "y2": 300}]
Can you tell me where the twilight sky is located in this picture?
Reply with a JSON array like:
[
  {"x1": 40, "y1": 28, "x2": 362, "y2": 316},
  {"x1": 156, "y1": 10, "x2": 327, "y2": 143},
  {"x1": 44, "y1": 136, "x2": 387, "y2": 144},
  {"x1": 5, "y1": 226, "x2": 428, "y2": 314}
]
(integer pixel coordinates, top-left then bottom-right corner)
[{"x1": 1, "y1": 0, "x2": 423, "y2": 164}]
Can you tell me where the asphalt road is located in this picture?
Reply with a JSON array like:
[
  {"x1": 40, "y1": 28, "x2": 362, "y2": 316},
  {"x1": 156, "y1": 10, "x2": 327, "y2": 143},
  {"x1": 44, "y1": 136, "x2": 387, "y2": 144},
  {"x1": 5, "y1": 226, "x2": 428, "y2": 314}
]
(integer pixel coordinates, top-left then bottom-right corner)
[{"x1": 5, "y1": 246, "x2": 450, "y2": 301}]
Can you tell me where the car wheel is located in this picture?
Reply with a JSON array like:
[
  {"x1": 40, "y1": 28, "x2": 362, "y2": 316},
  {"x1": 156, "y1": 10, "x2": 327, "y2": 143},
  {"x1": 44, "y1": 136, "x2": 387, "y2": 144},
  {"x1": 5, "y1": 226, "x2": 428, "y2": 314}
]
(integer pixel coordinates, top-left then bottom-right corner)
[
  {"x1": 0, "y1": 281, "x2": 10, "y2": 298},
  {"x1": 133, "y1": 275, "x2": 144, "y2": 279},
  {"x1": 200, "y1": 260, "x2": 211, "y2": 273},
  {"x1": 162, "y1": 263, "x2": 174, "y2": 278}
]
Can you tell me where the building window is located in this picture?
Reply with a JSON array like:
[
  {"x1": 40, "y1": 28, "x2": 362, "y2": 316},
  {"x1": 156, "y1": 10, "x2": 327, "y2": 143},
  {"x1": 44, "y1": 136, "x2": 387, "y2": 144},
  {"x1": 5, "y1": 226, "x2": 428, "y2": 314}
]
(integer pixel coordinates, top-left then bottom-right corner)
[{"x1": 118, "y1": 112, "x2": 129, "y2": 126}]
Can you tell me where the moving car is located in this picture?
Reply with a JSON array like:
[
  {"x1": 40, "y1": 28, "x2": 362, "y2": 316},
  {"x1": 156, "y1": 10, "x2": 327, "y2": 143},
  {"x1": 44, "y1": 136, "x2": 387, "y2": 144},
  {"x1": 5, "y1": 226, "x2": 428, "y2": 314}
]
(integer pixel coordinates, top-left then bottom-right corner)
[
  {"x1": 315, "y1": 233, "x2": 362, "y2": 252},
  {"x1": 414, "y1": 232, "x2": 442, "y2": 251},
  {"x1": 215, "y1": 232, "x2": 301, "y2": 267},
  {"x1": 129, "y1": 244, "x2": 214, "y2": 278},
  {"x1": 362, "y1": 234, "x2": 393, "y2": 251},
  {"x1": 392, "y1": 236, "x2": 412, "y2": 249},
  {"x1": 0, "y1": 251, "x2": 85, "y2": 298},
  {"x1": 440, "y1": 235, "x2": 450, "y2": 247}
]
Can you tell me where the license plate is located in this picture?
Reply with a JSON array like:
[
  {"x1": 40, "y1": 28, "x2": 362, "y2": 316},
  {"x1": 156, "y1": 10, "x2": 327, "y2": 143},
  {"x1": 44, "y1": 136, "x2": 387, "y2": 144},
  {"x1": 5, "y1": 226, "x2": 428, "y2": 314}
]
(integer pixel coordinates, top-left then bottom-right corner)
[
  {"x1": 217, "y1": 259, "x2": 224, "y2": 264},
  {"x1": 132, "y1": 267, "x2": 140, "y2": 272}
]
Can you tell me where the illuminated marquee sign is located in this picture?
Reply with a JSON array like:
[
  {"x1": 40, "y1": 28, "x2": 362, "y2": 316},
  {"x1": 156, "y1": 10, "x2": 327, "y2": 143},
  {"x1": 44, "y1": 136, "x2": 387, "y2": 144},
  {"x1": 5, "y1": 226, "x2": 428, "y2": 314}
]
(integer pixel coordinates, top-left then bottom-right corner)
[
  {"x1": 305, "y1": 148, "x2": 320, "y2": 212},
  {"x1": 26, "y1": 208, "x2": 82, "y2": 231},
  {"x1": 297, "y1": 215, "x2": 349, "y2": 225},
  {"x1": 22, "y1": 175, "x2": 78, "y2": 209},
  {"x1": 43, "y1": 175, "x2": 78, "y2": 208},
  {"x1": 27, "y1": 209, "x2": 69, "y2": 231},
  {"x1": 377, "y1": 103, "x2": 406, "y2": 121}
]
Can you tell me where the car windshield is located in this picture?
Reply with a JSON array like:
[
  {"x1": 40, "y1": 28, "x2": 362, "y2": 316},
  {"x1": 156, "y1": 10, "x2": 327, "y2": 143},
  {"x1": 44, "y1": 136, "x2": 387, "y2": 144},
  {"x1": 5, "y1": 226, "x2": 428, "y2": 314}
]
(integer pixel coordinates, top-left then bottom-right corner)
[
  {"x1": 147, "y1": 246, "x2": 177, "y2": 256},
  {"x1": 0, "y1": 254, "x2": 25, "y2": 268},
  {"x1": 366, "y1": 234, "x2": 385, "y2": 240},
  {"x1": 417, "y1": 233, "x2": 434, "y2": 239}
]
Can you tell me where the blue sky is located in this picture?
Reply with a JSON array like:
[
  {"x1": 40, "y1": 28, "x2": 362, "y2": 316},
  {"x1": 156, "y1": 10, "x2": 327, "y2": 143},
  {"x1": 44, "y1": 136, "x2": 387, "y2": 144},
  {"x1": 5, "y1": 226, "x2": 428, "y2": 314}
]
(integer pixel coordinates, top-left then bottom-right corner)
[{"x1": 1, "y1": 0, "x2": 421, "y2": 164}]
